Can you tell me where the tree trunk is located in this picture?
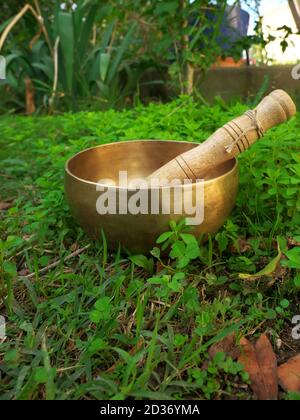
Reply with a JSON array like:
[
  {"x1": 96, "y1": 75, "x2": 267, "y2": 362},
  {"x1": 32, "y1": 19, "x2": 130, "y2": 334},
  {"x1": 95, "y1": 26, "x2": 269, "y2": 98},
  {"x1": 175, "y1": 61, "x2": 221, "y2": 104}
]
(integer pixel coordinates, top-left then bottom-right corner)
[
  {"x1": 185, "y1": 61, "x2": 194, "y2": 95},
  {"x1": 180, "y1": 0, "x2": 194, "y2": 95},
  {"x1": 288, "y1": 0, "x2": 300, "y2": 31},
  {"x1": 25, "y1": 77, "x2": 36, "y2": 114}
]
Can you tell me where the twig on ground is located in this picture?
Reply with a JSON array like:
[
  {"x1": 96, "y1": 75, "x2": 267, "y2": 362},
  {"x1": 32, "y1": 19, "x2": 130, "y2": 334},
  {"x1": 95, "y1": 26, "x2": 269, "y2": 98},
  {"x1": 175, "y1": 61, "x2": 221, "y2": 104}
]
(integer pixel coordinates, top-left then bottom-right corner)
[{"x1": 19, "y1": 244, "x2": 91, "y2": 280}]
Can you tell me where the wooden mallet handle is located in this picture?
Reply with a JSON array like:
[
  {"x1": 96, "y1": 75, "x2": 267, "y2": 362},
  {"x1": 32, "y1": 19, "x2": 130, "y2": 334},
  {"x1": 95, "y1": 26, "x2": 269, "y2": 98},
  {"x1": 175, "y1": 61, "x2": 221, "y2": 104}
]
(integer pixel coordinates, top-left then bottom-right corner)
[{"x1": 148, "y1": 90, "x2": 296, "y2": 183}]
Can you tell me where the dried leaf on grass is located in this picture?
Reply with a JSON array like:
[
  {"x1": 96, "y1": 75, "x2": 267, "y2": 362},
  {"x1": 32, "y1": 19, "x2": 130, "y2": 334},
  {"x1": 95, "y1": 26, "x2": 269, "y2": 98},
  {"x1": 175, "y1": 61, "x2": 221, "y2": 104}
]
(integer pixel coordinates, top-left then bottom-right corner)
[
  {"x1": 0, "y1": 200, "x2": 14, "y2": 210},
  {"x1": 229, "y1": 238, "x2": 252, "y2": 254},
  {"x1": 278, "y1": 354, "x2": 300, "y2": 393},
  {"x1": 25, "y1": 77, "x2": 36, "y2": 114},
  {"x1": 287, "y1": 237, "x2": 300, "y2": 247},
  {"x1": 238, "y1": 334, "x2": 278, "y2": 400},
  {"x1": 239, "y1": 245, "x2": 282, "y2": 281},
  {"x1": 18, "y1": 268, "x2": 30, "y2": 276},
  {"x1": 156, "y1": 261, "x2": 164, "y2": 273},
  {"x1": 208, "y1": 332, "x2": 240, "y2": 361}
]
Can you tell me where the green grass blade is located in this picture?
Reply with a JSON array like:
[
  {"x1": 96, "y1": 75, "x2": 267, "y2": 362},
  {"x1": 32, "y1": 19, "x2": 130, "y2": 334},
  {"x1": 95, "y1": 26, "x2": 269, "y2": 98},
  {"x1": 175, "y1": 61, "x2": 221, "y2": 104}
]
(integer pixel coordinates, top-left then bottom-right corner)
[
  {"x1": 99, "y1": 53, "x2": 111, "y2": 82},
  {"x1": 57, "y1": 12, "x2": 75, "y2": 94},
  {"x1": 107, "y1": 22, "x2": 137, "y2": 84}
]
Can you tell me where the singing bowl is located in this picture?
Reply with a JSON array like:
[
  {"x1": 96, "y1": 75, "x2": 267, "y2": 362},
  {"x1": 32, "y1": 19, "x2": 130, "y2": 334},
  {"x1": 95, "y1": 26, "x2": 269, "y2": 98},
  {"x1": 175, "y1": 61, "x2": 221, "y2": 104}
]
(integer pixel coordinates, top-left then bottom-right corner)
[{"x1": 65, "y1": 140, "x2": 239, "y2": 253}]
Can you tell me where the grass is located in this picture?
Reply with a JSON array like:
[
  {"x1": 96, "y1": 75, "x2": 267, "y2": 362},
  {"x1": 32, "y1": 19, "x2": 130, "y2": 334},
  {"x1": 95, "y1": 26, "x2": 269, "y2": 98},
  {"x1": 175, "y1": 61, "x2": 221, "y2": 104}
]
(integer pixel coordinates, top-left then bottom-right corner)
[{"x1": 0, "y1": 96, "x2": 300, "y2": 400}]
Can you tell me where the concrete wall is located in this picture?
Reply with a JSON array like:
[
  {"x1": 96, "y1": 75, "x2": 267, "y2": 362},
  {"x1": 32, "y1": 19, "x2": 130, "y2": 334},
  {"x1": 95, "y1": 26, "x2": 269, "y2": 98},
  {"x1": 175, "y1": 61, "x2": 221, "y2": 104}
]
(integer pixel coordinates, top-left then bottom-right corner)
[{"x1": 198, "y1": 65, "x2": 300, "y2": 104}]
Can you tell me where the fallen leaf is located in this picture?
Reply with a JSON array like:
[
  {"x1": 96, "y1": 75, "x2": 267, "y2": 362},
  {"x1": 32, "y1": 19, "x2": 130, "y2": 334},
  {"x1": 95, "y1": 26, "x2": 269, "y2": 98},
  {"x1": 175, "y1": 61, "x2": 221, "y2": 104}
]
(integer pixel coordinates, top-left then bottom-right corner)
[
  {"x1": 239, "y1": 244, "x2": 282, "y2": 280},
  {"x1": 229, "y1": 238, "x2": 252, "y2": 254},
  {"x1": 278, "y1": 354, "x2": 300, "y2": 393},
  {"x1": 238, "y1": 334, "x2": 278, "y2": 400},
  {"x1": 23, "y1": 234, "x2": 33, "y2": 242},
  {"x1": 0, "y1": 201, "x2": 14, "y2": 210},
  {"x1": 156, "y1": 261, "x2": 164, "y2": 273},
  {"x1": 25, "y1": 77, "x2": 36, "y2": 114},
  {"x1": 18, "y1": 268, "x2": 30, "y2": 276},
  {"x1": 70, "y1": 243, "x2": 79, "y2": 252},
  {"x1": 287, "y1": 237, "x2": 300, "y2": 248},
  {"x1": 208, "y1": 332, "x2": 240, "y2": 360}
]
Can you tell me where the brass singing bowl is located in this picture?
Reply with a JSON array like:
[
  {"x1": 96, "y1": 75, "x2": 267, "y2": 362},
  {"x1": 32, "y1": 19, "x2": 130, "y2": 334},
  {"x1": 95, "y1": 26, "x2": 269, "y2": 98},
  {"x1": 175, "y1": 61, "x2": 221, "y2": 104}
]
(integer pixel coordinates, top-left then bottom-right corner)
[{"x1": 65, "y1": 140, "x2": 239, "y2": 253}]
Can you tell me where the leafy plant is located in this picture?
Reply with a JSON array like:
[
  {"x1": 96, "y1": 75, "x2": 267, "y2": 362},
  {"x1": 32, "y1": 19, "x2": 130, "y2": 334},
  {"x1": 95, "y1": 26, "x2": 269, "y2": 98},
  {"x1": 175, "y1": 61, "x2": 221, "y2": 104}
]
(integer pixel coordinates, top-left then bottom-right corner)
[
  {"x1": 156, "y1": 219, "x2": 202, "y2": 268},
  {"x1": 0, "y1": 0, "x2": 153, "y2": 112},
  {"x1": 189, "y1": 352, "x2": 249, "y2": 399}
]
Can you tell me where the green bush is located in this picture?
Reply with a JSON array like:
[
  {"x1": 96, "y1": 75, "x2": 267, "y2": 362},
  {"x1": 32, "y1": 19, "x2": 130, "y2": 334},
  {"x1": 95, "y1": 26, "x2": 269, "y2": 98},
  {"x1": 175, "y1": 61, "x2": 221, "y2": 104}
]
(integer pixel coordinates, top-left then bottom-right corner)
[{"x1": 0, "y1": 1, "x2": 157, "y2": 113}]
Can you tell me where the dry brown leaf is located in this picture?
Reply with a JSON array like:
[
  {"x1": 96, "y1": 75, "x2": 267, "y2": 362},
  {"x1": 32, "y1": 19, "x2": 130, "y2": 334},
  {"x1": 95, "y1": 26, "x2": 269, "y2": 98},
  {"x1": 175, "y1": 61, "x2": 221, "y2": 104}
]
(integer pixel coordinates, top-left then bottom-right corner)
[
  {"x1": 208, "y1": 332, "x2": 240, "y2": 361},
  {"x1": 255, "y1": 334, "x2": 278, "y2": 399},
  {"x1": 278, "y1": 354, "x2": 300, "y2": 393},
  {"x1": 23, "y1": 234, "x2": 33, "y2": 242},
  {"x1": 18, "y1": 268, "x2": 30, "y2": 276},
  {"x1": 156, "y1": 261, "x2": 164, "y2": 273},
  {"x1": 25, "y1": 77, "x2": 36, "y2": 114},
  {"x1": 70, "y1": 243, "x2": 79, "y2": 252},
  {"x1": 0, "y1": 201, "x2": 14, "y2": 210},
  {"x1": 238, "y1": 334, "x2": 278, "y2": 400},
  {"x1": 287, "y1": 237, "x2": 300, "y2": 247},
  {"x1": 229, "y1": 238, "x2": 252, "y2": 254}
]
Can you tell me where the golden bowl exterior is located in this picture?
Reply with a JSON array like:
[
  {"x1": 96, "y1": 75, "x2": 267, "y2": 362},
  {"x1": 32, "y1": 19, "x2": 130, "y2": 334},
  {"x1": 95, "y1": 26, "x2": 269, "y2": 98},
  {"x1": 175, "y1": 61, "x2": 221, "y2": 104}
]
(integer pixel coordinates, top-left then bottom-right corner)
[{"x1": 65, "y1": 140, "x2": 239, "y2": 253}]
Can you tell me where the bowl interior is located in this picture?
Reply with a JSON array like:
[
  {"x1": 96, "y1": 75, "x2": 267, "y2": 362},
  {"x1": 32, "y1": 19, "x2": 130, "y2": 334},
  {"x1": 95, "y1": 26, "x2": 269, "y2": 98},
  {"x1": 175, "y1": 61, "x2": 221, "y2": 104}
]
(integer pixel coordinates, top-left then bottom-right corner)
[{"x1": 66, "y1": 140, "x2": 236, "y2": 184}]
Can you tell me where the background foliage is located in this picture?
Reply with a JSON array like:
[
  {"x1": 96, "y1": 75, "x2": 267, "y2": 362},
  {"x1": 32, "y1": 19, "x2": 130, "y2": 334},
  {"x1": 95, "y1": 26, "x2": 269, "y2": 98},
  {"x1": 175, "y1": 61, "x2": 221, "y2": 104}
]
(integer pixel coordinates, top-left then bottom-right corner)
[{"x1": 0, "y1": 0, "x2": 280, "y2": 114}]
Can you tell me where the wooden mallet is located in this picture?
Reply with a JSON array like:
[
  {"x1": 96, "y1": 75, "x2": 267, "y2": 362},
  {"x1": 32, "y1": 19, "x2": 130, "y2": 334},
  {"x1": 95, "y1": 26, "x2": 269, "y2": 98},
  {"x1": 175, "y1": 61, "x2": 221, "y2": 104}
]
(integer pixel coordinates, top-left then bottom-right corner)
[{"x1": 147, "y1": 90, "x2": 296, "y2": 183}]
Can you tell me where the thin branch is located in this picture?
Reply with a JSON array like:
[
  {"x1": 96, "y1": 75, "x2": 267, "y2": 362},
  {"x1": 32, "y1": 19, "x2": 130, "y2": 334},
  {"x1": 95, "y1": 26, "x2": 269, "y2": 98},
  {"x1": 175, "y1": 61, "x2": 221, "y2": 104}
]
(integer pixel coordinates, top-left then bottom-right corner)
[
  {"x1": 19, "y1": 244, "x2": 90, "y2": 280},
  {"x1": 0, "y1": 4, "x2": 32, "y2": 51},
  {"x1": 107, "y1": 28, "x2": 116, "y2": 55},
  {"x1": 289, "y1": 0, "x2": 300, "y2": 31},
  {"x1": 49, "y1": 36, "x2": 60, "y2": 110},
  {"x1": 0, "y1": 3, "x2": 52, "y2": 54},
  {"x1": 33, "y1": 0, "x2": 52, "y2": 52},
  {"x1": 29, "y1": 26, "x2": 42, "y2": 50},
  {"x1": 33, "y1": 0, "x2": 42, "y2": 16},
  {"x1": 91, "y1": 24, "x2": 97, "y2": 47}
]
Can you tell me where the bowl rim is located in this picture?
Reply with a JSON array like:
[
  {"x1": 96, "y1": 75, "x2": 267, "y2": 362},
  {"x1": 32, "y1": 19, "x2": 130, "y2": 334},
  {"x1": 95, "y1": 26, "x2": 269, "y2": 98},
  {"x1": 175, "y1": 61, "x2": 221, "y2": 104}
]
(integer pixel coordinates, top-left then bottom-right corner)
[{"x1": 65, "y1": 139, "x2": 238, "y2": 189}]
